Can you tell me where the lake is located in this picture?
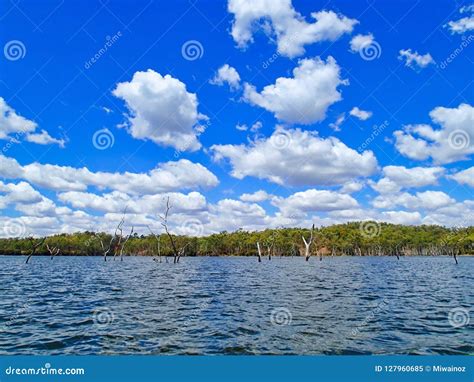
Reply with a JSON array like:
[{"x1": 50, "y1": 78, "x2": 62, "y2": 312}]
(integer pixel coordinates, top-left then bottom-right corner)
[{"x1": 0, "y1": 256, "x2": 472, "y2": 355}]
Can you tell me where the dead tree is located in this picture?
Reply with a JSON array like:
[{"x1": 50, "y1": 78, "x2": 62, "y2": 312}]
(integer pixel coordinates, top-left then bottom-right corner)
[
  {"x1": 158, "y1": 196, "x2": 185, "y2": 264},
  {"x1": 25, "y1": 237, "x2": 46, "y2": 264},
  {"x1": 102, "y1": 212, "x2": 134, "y2": 262},
  {"x1": 256, "y1": 242, "x2": 262, "y2": 262},
  {"x1": 302, "y1": 224, "x2": 315, "y2": 261},
  {"x1": 93, "y1": 232, "x2": 111, "y2": 260},
  {"x1": 46, "y1": 243, "x2": 60, "y2": 260}
]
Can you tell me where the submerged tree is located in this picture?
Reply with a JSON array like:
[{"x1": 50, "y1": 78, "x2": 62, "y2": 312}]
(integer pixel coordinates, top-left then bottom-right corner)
[
  {"x1": 46, "y1": 243, "x2": 60, "y2": 260},
  {"x1": 301, "y1": 224, "x2": 315, "y2": 261},
  {"x1": 158, "y1": 196, "x2": 188, "y2": 264},
  {"x1": 25, "y1": 237, "x2": 46, "y2": 264}
]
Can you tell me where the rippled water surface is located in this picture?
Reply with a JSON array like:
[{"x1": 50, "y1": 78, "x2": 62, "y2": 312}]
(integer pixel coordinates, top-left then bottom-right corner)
[{"x1": 0, "y1": 256, "x2": 472, "y2": 355}]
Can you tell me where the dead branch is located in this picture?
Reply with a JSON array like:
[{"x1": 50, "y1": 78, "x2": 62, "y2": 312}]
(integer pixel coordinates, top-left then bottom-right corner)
[
  {"x1": 158, "y1": 196, "x2": 181, "y2": 264},
  {"x1": 302, "y1": 224, "x2": 315, "y2": 261},
  {"x1": 46, "y1": 243, "x2": 60, "y2": 260},
  {"x1": 25, "y1": 237, "x2": 46, "y2": 264},
  {"x1": 256, "y1": 242, "x2": 262, "y2": 262}
]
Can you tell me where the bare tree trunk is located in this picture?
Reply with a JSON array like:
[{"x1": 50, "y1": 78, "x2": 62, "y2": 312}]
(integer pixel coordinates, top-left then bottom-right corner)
[
  {"x1": 302, "y1": 224, "x2": 315, "y2": 261},
  {"x1": 256, "y1": 242, "x2": 262, "y2": 262},
  {"x1": 46, "y1": 244, "x2": 60, "y2": 260},
  {"x1": 25, "y1": 237, "x2": 46, "y2": 264}
]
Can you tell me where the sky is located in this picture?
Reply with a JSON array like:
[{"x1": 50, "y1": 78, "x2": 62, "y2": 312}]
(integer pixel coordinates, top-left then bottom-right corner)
[{"x1": 0, "y1": 0, "x2": 473, "y2": 237}]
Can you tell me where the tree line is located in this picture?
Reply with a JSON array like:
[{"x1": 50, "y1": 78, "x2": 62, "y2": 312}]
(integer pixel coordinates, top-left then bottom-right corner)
[{"x1": 0, "y1": 222, "x2": 472, "y2": 262}]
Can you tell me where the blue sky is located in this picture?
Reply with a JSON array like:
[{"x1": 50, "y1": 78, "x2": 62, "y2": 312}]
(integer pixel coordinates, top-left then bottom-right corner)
[{"x1": 0, "y1": 0, "x2": 473, "y2": 237}]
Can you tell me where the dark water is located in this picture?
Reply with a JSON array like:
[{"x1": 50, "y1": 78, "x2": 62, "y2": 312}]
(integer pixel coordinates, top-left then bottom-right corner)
[{"x1": 0, "y1": 256, "x2": 472, "y2": 355}]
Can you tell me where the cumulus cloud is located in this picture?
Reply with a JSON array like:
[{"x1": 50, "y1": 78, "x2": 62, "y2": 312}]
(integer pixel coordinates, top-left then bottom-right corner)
[
  {"x1": 211, "y1": 127, "x2": 378, "y2": 186},
  {"x1": 25, "y1": 129, "x2": 65, "y2": 148},
  {"x1": 243, "y1": 57, "x2": 347, "y2": 124},
  {"x1": 113, "y1": 69, "x2": 207, "y2": 152},
  {"x1": 59, "y1": 190, "x2": 207, "y2": 215},
  {"x1": 273, "y1": 189, "x2": 359, "y2": 217},
  {"x1": 445, "y1": 5, "x2": 474, "y2": 34},
  {"x1": 349, "y1": 106, "x2": 372, "y2": 120},
  {"x1": 370, "y1": 166, "x2": 445, "y2": 194},
  {"x1": 449, "y1": 166, "x2": 474, "y2": 187},
  {"x1": 373, "y1": 191, "x2": 455, "y2": 211},
  {"x1": 340, "y1": 180, "x2": 364, "y2": 194},
  {"x1": 210, "y1": 64, "x2": 241, "y2": 90},
  {"x1": 0, "y1": 97, "x2": 64, "y2": 146},
  {"x1": 398, "y1": 49, "x2": 434, "y2": 68},
  {"x1": 349, "y1": 33, "x2": 374, "y2": 52},
  {"x1": 240, "y1": 190, "x2": 273, "y2": 202},
  {"x1": 380, "y1": 210, "x2": 422, "y2": 225},
  {"x1": 394, "y1": 103, "x2": 474, "y2": 164},
  {"x1": 228, "y1": 0, "x2": 358, "y2": 58},
  {"x1": 0, "y1": 155, "x2": 218, "y2": 195}
]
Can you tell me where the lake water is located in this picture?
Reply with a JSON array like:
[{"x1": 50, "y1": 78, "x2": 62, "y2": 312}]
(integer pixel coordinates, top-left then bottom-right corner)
[{"x1": 0, "y1": 256, "x2": 472, "y2": 355}]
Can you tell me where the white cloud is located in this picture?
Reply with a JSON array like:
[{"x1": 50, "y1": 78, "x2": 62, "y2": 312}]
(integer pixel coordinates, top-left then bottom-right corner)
[
  {"x1": 235, "y1": 121, "x2": 262, "y2": 132},
  {"x1": 394, "y1": 103, "x2": 474, "y2": 164},
  {"x1": 349, "y1": 33, "x2": 374, "y2": 52},
  {"x1": 373, "y1": 191, "x2": 455, "y2": 211},
  {"x1": 58, "y1": 190, "x2": 207, "y2": 215},
  {"x1": 273, "y1": 189, "x2": 359, "y2": 217},
  {"x1": 240, "y1": 190, "x2": 273, "y2": 202},
  {"x1": 398, "y1": 49, "x2": 434, "y2": 68},
  {"x1": 449, "y1": 166, "x2": 474, "y2": 187},
  {"x1": 0, "y1": 97, "x2": 63, "y2": 146},
  {"x1": 210, "y1": 64, "x2": 241, "y2": 90},
  {"x1": 243, "y1": 57, "x2": 347, "y2": 124},
  {"x1": 0, "y1": 181, "x2": 43, "y2": 208},
  {"x1": 113, "y1": 69, "x2": 207, "y2": 152},
  {"x1": 370, "y1": 165, "x2": 445, "y2": 194},
  {"x1": 25, "y1": 129, "x2": 65, "y2": 148},
  {"x1": 340, "y1": 180, "x2": 364, "y2": 194},
  {"x1": 0, "y1": 155, "x2": 218, "y2": 195},
  {"x1": 329, "y1": 113, "x2": 345, "y2": 132},
  {"x1": 349, "y1": 106, "x2": 372, "y2": 121},
  {"x1": 228, "y1": 0, "x2": 358, "y2": 58},
  {"x1": 211, "y1": 127, "x2": 378, "y2": 186},
  {"x1": 445, "y1": 6, "x2": 474, "y2": 34},
  {"x1": 381, "y1": 210, "x2": 422, "y2": 225}
]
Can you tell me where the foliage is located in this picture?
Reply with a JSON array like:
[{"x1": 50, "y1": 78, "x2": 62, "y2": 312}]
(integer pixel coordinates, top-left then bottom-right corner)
[{"x1": 0, "y1": 222, "x2": 472, "y2": 257}]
